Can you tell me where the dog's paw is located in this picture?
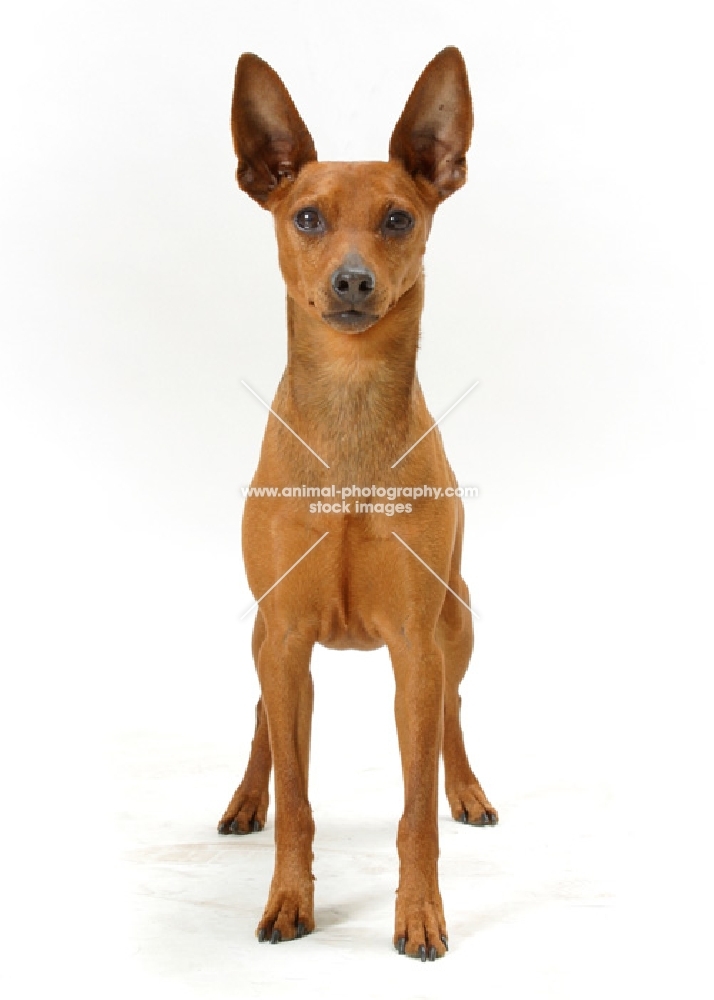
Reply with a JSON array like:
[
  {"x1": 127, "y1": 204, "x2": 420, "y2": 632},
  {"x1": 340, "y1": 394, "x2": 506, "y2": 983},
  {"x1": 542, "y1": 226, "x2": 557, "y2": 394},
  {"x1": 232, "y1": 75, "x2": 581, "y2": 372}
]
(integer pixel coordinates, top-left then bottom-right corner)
[
  {"x1": 256, "y1": 884, "x2": 315, "y2": 944},
  {"x1": 217, "y1": 784, "x2": 268, "y2": 835},
  {"x1": 394, "y1": 897, "x2": 448, "y2": 961},
  {"x1": 447, "y1": 778, "x2": 499, "y2": 827}
]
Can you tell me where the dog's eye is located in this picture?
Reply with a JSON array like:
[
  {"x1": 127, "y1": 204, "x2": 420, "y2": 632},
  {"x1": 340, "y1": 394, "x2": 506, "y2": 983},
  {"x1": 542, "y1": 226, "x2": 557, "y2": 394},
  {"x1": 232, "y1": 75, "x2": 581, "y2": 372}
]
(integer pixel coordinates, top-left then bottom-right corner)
[
  {"x1": 382, "y1": 210, "x2": 414, "y2": 235},
  {"x1": 294, "y1": 208, "x2": 325, "y2": 233}
]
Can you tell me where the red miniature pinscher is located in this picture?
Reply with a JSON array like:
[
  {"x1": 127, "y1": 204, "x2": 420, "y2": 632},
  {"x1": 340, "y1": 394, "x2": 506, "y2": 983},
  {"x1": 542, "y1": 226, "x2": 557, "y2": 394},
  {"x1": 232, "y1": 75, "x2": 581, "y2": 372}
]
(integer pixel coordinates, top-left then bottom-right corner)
[{"x1": 218, "y1": 46, "x2": 497, "y2": 961}]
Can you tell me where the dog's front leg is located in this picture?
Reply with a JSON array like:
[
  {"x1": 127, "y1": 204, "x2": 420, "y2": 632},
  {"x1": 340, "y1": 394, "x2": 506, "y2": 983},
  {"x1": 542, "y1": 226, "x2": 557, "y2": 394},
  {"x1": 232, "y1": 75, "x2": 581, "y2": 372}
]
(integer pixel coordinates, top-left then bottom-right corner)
[
  {"x1": 256, "y1": 630, "x2": 315, "y2": 943},
  {"x1": 390, "y1": 635, "x2": 448, "y2": 960}
]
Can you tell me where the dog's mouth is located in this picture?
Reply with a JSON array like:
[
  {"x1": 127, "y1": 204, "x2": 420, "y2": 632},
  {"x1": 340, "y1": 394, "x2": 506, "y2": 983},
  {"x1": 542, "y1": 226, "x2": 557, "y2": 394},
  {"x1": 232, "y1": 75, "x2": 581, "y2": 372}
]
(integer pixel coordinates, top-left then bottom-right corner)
[{"x1": 322, "y1": 309, "x2": 380, "y2": 334}]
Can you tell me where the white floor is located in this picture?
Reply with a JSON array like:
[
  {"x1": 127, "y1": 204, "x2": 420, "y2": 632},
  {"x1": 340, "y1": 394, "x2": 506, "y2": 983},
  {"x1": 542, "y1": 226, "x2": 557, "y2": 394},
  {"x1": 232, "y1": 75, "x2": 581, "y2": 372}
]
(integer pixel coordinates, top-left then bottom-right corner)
[
  {"x1": 109, "y1": 732, "x2": 613, "y2": 1000},
  {"x1": 94, "y1": 595, "x2": 622, "y2": 1000}
]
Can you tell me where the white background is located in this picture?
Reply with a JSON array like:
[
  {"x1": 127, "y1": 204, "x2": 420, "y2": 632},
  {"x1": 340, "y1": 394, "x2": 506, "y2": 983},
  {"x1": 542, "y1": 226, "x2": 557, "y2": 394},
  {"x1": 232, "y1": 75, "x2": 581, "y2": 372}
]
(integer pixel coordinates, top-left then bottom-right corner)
[{"x1": 1, "y1": 1, "x2": 712, "y2": 996}]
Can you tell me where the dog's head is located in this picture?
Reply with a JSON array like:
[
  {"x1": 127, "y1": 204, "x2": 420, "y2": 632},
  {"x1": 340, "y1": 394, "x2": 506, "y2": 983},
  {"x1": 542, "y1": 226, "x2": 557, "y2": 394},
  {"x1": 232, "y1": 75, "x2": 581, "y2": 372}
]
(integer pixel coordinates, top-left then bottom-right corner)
[{"x1": 231, "y1": 48, "x2": 473, "y2": 335}]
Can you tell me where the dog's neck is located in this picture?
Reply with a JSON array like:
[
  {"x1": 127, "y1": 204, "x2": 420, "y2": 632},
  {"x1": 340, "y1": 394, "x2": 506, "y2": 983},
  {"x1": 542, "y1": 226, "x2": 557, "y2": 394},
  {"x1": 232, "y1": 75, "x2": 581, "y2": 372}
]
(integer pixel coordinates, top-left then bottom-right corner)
[{"x1": 280, "y1": 277, "x2": 425, "y2": 481}]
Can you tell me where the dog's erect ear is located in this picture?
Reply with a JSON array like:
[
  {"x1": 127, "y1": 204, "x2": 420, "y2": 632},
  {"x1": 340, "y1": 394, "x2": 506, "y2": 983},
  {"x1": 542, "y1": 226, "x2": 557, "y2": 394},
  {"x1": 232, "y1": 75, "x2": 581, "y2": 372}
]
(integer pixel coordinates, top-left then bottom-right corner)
[
  {"x1": 231, "y1": 54, "x2": 317, "y2": 206},
  {"x1": 389, "y1": 47, "x2": 473, "y2": 204}
]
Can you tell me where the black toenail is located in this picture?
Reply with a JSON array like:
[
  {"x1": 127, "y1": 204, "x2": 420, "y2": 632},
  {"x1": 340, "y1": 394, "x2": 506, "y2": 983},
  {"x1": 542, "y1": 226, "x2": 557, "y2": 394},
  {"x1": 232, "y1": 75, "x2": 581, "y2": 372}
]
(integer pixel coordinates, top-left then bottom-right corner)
[
  {"x1": 459, "y1": 811, "x2": 468, "y2": 824},
  {"x1": 418, "y1": 944, "x2": 427, "y2": 962},
  {"x1": 397, "y1": 936, "x2": 406, "y2": 955},
  {"x1": 296, "y1": 922, "x2": 306, "y2": 938},
  {"x1": 258, "y1": 928, "x2": 267, "y2": 942},
  {"x1": 429, "y1": 945, "x2": 437, "y2": 961},
  {"x1": 217, "y1": 822, "x2": 230, "y2": 835},
  {"x1": 441, "y1": 934, "x2": 449, "y2": 951},
  {"x1": 270, "y1": 928, "x2": 281, "y2": 944},
  {"x1": 252, "y1": 819, "x2": 263, "y2": 832}
]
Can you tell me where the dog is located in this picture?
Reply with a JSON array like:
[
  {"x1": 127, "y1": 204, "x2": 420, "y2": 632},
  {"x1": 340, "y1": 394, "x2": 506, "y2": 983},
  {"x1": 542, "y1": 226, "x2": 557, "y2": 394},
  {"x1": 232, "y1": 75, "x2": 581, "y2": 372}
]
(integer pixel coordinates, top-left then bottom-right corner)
[{"x1": 217, "y1": 46, "x2": 497, "y2": 961}]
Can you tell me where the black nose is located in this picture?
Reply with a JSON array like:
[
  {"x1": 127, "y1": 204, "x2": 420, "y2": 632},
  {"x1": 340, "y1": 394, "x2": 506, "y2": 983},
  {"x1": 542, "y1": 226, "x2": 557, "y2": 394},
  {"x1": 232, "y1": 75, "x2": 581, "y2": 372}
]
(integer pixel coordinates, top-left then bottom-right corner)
[{"x1": 331, "y1": 256, "x2": 375, "y2": 305}]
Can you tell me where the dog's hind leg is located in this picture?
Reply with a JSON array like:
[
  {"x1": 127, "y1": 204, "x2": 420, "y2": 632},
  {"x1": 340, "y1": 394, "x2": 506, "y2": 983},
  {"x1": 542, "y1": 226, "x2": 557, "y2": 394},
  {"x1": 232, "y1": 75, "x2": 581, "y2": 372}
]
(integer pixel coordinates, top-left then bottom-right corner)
[
  {"x1": 218, "y1": 613, "x2": 272, "y2": 835},
  {"x1": 438, "y1": 525, "x2": 498, "y2": 828}
]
